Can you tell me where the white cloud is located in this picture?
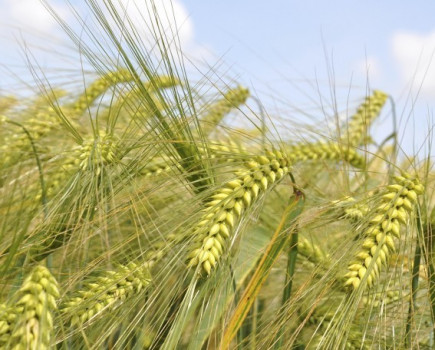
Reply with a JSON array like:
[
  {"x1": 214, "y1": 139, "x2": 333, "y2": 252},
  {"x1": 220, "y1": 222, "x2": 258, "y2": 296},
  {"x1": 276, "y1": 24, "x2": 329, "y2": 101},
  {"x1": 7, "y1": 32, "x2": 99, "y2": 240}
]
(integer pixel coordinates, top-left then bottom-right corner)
[
  {"x1": 0, "y1": 0, "x2": 68, "y2": 33},
  {"x1": 97, "y1": 0, "x2": 213, "y2": 62},
  {"x1": 392, "y1": 30, "x2": 435, "y2": 99}
]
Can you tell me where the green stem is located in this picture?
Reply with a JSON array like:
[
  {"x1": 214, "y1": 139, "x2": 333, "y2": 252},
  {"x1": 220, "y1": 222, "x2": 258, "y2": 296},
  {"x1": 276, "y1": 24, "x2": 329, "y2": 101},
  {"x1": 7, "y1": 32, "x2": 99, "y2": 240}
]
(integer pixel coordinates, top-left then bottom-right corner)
[
  {"x1": 425, "y1": 210, "x2": 435, "y2": 341},
  {"x1": 405, "y1": 215, "x2": 423, "y2": 348},
  {"x1": 274, "y1": 214, "x2": 299, "y2": 349}
]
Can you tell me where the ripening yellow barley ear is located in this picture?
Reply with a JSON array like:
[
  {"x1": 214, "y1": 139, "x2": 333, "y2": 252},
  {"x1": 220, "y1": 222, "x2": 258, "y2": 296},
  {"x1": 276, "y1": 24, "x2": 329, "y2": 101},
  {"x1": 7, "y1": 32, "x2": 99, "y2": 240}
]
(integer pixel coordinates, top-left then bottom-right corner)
[
  {"x1": 344, "y1": 90, "x2": 389, "y2": 147},
  {"x1": 62, "y1": 262, "x2": 151, "y2": 326},
  {"x1": 200, "y1": 85, "x2": 250, "y2": 136},
  {"x1": 187, "y1": 149, "x2": 290, "y2": 276},
  {"x1": 1, "y1": 265, "x2": 59, "y2": 350},
  {"x1": 344, "y1": 173, "x2": 424, "y2": 291}
]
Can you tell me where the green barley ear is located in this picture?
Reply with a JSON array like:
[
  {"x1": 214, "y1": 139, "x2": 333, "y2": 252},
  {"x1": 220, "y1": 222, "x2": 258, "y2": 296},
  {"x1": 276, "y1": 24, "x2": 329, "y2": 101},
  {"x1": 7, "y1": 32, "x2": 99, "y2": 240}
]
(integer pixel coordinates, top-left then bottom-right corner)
[
  {"x1": 62, "y1": 262, "x2": 151, "y2": 326},
  {"x1": 101, "y1": 74, "x2": 181, "y2": 121},
  {"x1": 200, "y1": 85, "x2": 250, "y2": 136},
  {"x1": 187, "y1": 149, "x2": 290, "y2": 276},
  {"x1": 298, "y1": 236, "x2": 330, "y2": 265},
  {"x1": 76, "y1": 130, "x2": 120, "y2": 174},
  {"x1": 72, "y1": 69, "x2": 135, "y2": 115},
  {"x1": 344, "y1": 173, "x2": 424, "y2": 291},
  {"x1": 362, "y1": 289, "x2": 401, "y2": 308},
  {"x1": 287, "y1": 142, "x2": 366, "y2": 168},
  {"x1": 344, "y1": 90, "x2": 389, "y2": 146},
  {"x1": 331, "y1": 196, "x2": 370, "y2": 222},
  {"x1": 306, "y1": 302, "x2": 369, "y2": 349},
  {"x1": 0, "y1": 107, "x2": 63, "y2": 169},
  {"x1": 0, "y1": 303, "x2": 17, "y2": 345},
  {"x1": 5, "y1": 265, "x2": 59, "y2": 350}
]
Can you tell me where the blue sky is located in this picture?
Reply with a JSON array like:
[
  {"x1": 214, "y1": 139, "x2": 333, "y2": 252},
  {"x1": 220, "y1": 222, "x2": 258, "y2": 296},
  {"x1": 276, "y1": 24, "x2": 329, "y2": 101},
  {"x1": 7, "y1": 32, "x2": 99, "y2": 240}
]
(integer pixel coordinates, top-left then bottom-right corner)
[{"x1": 1, "y1": 0, "x2": 435, "y2": 156}]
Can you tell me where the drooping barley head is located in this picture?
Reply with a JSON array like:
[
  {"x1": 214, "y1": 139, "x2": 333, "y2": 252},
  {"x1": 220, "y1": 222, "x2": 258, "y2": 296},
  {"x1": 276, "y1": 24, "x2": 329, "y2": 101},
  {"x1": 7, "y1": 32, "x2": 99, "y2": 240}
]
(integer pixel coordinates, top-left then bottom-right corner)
[
  {"x1": 187, "y1": 149, "x2": 290, "y2": 276},
  {"x1": 344, "y1": 173, "x2": 424, "y2": 291},
  {"x1": 62, "y1": 262, "x2": 151, "y2": 326}
]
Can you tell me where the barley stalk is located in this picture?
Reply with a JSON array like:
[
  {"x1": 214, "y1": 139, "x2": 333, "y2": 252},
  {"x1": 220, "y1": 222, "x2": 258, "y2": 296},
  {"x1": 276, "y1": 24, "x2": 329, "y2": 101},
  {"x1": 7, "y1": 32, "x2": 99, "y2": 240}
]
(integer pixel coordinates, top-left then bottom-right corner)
[{"x1": 344, "y1": 173, "x2": 424, "y2": 291}]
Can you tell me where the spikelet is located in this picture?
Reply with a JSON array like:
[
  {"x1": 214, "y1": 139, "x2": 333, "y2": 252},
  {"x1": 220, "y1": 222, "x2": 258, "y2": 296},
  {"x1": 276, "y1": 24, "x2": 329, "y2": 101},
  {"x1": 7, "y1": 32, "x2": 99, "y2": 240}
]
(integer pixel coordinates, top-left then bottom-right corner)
[
  {"x1": 331, "y1": 196, "x2": 370, "y2": 222},
  {"x1": 344, "y1": 90, "x2": 389, "y2": 146},
  {"x1": 298, "y1": 236, "x2": 330, "y2": 265},
  {"x1": 62, "y1": 262, "x2": 151, "y2": 326},
  {"x1": 287, "y1": 142, "x2": 365, "y2": 168},
  {"x1": 75, "y1": 131, "x2": 120, "y2": 175},
  {"x1": 200, "y1": 85, "x2": 250, "y2": 135},
  {"x1": 206, "y1": 140, "x2": 251, "y2": 163},
  {"x1": 0, "y1": 303, "x2": 17, "y2": 345},
  {"x1": 2, "y1": 265, "x2": 59, "y2": 350},
  {"x1": 187, "y1": 149, "x2": 290, "y2": 276},
  {"x1": 344, "y1": 173, "x2": 424, "y2": 291}
]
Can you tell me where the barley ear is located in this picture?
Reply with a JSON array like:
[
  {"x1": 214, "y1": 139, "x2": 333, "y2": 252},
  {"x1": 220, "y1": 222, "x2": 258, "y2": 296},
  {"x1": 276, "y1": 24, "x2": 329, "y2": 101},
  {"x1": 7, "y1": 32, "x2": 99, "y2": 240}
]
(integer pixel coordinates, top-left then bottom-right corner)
[
  {"x1": 6, "y1": 265, "x2": 59, "y2": 350},
  {"x1": 288, "y1": 142, "x2": 366, "y2": 168},
  {"x1": 187, "y1": 149, "x2": 290, "y2": 276},
  {"x1": 72, "y1": 69, "x2": 135, "y2": 115},
  {"x1": 200, "y1": 85, "x2": 250, "y2": 136},
  {"x1": 344, "y1": 173, "x2": 424, "y2": 291},
  {"x1": 62, "y1": 262, "x2": 151, "y2": 326},
  {"x1": 344, "y1": 90, "x2": 389, "y2": 146}
]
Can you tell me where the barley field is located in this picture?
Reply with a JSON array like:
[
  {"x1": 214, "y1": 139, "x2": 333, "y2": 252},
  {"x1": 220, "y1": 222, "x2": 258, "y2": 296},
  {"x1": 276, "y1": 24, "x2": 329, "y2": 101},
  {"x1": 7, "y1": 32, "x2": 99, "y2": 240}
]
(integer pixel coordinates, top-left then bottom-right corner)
[{"x1": 0, "y1": 1, "x2": 434, "y2": 349}]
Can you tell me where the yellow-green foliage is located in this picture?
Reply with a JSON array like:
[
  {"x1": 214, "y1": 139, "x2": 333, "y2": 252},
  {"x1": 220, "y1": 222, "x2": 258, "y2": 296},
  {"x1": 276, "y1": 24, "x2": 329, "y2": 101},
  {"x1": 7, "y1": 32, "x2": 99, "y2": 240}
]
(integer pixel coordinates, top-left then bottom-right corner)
[{"x1": 0, "y1": 3, "x2": 433, "y2": 349}]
